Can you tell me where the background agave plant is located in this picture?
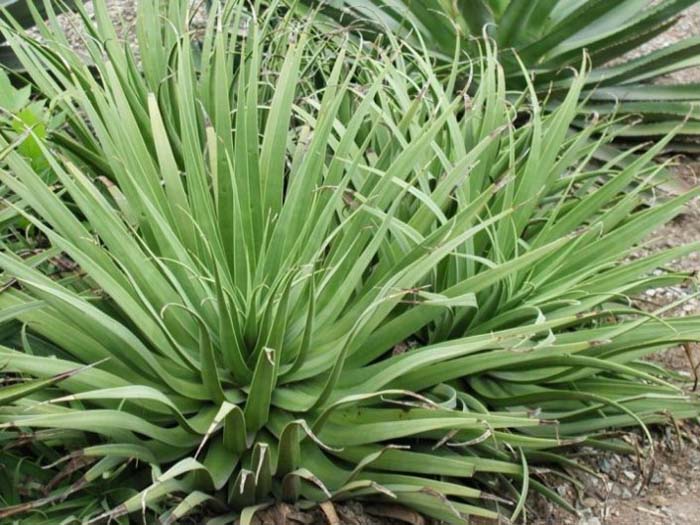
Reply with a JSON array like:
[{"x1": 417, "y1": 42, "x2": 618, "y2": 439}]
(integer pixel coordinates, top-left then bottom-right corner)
[
  {"x1": 296, "y1": 0, "x2": 700, "y2": 150},
  {"x1": 0, "y1": 0, "x2": 699, "y2": 523}
]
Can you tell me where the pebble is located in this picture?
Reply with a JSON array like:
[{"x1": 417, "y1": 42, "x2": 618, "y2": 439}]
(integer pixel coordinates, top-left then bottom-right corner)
[
  {"x1": 649, "y1": 494, "x2": 670, "y2": 507},
  {"x1": 582, "y1": 497, "x2": 598, "y2": 508}
]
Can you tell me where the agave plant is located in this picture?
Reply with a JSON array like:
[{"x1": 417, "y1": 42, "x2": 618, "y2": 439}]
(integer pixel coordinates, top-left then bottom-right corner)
[
  {"x1": 296, "y1": 0, "x2": 700, "y2": 149},
  {"x1": 0, "y1": 0, "x2": 699, "y2": 522}
]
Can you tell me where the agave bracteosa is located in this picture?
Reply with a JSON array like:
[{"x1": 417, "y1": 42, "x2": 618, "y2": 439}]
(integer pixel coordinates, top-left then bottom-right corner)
[{"x1": 0, "y1": 0, "x2": 699, "y2": 522}]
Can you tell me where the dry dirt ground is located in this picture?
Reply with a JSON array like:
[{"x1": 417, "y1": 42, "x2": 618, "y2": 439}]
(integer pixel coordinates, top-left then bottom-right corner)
[{"x1": 38, "y1": 1, "x2": 700, "y2": 524}]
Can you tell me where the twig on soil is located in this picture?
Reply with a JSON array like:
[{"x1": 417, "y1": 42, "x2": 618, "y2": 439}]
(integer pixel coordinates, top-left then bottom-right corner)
[
  {"x1": 636, "y1": 505, "x2": 665, "y2": 518},
  {"x1": 319, "y1": 501, "x2": 340, "y2": 525}
]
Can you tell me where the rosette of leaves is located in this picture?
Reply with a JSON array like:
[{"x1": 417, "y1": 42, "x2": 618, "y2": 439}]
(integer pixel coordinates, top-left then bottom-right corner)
[{"x1": 0, "y1": 0, "x2": 699, "y2": 523}]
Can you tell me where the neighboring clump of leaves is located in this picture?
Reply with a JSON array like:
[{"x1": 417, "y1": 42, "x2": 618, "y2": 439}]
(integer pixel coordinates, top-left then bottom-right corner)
[
  {"x1": 0, "y1": 0, "x2": 699, "y2": 523},
  {"x1": 295, "y1": 0, "x2": 700, "y2": 150},
  {"x1": 0, "y1": 70, "x2": 59, "y2": 171},
  {"x1": 0, "y1": 68, "x2": 62, "y2": 299},
  {"x1": 0, "y1": 68, "x2": 62, "y2": 311}
]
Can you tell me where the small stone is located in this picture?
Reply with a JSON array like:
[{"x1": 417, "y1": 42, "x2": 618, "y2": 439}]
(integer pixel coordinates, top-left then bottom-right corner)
[
  {"x1": 578, "y1": 518, "x2": 601, "y2": 525},
  {"x1": 649, "y1": 494, "x2": 670, "y2": 507},
  {"x1": 623, "y1": 470, "x2": 636, "y2": 480},
  {"x1": 599, "y1": 458, "x2": 612, "y2": 474},
  {"x1": 582, "y1": 497, "x2": 598, "y2": 508}
]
